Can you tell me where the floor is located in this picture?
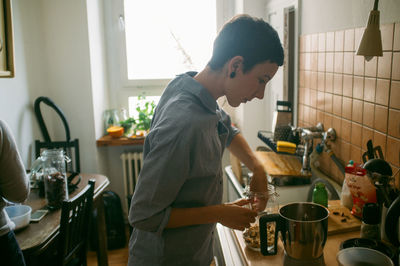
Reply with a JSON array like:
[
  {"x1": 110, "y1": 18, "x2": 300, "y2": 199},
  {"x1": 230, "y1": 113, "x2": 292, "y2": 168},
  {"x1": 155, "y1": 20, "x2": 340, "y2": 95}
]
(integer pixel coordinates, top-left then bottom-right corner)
[{"x1": 87, "y1": 226, "x2": 130, "y2": 266}]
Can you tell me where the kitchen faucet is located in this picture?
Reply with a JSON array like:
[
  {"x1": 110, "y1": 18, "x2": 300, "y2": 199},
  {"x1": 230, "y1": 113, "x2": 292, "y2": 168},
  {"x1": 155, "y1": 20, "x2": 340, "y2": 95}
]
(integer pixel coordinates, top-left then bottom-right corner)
[{"x1": 296, "y1": 123, "x2": 337, "y2": 176}]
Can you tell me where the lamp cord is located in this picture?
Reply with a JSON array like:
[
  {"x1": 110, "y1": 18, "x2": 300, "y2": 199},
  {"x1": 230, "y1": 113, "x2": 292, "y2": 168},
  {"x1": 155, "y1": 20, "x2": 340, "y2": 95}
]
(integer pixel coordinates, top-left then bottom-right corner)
[{"x1": 373, "y1": 0, "x2": 379, "y2": 11}]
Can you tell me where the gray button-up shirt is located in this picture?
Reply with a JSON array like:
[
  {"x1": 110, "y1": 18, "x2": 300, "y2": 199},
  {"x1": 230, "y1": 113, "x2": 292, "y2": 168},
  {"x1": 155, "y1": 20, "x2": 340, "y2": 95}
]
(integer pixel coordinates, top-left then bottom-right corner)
[{"x1": 128, "y1": 72, "x2": 239, "y2": 265}]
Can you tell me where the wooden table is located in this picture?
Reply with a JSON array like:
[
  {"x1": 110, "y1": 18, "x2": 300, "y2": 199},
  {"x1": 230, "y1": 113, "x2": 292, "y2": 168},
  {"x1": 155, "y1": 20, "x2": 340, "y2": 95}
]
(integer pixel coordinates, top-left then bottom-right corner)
[{"x1": 15, "y1": 173, "x2": 110, "y2": 266}]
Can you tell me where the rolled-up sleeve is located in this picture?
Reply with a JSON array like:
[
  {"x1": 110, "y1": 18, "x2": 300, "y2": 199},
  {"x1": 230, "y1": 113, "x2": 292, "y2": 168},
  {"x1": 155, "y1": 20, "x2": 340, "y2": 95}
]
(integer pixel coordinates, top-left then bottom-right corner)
[
  {"x1": 219, "y1": 108, "x2": 240, "y2": 147},
  {"x1": 129, "y1": 119, "x2": 193, "y2": 236}
]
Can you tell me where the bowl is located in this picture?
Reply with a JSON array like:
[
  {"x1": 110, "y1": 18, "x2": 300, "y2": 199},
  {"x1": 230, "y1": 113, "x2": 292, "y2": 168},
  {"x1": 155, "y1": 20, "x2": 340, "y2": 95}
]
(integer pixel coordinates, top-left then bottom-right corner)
[
  {"x1": 337, "y1": 247, "x2": 394, "y2": 266},
  {"x1": 5, "y1": 205, "x2": 32, "y2": 230}
]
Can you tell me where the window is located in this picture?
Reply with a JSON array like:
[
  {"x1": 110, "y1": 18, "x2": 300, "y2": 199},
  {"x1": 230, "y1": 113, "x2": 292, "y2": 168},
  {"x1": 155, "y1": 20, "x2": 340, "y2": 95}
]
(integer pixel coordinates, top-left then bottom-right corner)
[{"x1": 123, "y1": 0, "x2": 217, "y2": 81}]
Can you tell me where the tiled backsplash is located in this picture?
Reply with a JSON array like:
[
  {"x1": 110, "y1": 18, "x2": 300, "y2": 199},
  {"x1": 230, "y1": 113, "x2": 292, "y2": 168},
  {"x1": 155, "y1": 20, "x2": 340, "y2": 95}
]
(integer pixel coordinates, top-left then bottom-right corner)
[{"x1": 298, "y1": 22, "x2": 400, "y2": 187}]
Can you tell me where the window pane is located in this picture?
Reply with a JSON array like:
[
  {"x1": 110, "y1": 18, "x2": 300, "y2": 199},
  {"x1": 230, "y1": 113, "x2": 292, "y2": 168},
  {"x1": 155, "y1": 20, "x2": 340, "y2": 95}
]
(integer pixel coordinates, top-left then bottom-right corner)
[{"x1": 124, "y1": 0, "x2": 216, "y2": 80}]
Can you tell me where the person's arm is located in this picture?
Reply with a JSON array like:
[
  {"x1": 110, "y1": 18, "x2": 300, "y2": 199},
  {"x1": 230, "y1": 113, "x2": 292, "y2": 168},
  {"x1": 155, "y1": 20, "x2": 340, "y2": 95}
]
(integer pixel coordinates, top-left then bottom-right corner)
[
  {"x1": 227, "y1": 133, "x2": 267, "y2": 193},
  {"x1": 0, "y1": 120, "x2": 30, "y2": 202},
  {"x1": 167, "y1": 198, "x2": 257, "y2": 231}
]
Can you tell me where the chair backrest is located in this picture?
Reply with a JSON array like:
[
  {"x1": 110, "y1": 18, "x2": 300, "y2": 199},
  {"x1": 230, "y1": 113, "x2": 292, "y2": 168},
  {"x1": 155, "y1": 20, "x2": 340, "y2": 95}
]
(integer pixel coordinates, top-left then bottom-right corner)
[
  {"x1": 34, "y1": 96, "x2": 80, "y2": 173},
  {"x1": 57, "y1": 179, "x2": 95, "y2": 266}
]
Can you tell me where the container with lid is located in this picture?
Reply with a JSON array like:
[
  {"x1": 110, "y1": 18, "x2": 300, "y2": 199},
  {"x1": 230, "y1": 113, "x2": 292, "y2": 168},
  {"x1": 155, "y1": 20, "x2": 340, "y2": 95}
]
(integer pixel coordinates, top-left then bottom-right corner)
[
  {"x1": 361, "y1": 203, "x2": 381, "y2": 240},
  {"x1": 312, "y1": 182, "x2": 328, "y2": 207},
  {"x1": 242, "y1": 184, "x2": 279, "y2": 251}
]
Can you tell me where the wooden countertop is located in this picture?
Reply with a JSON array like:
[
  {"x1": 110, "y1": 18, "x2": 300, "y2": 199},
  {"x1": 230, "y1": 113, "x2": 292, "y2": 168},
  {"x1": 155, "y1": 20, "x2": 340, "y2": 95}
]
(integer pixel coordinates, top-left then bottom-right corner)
[
  {"x1": 96, "y1": 135, "x2": 145, "y2": 147},
  {"x1": 217, "y1": 201, "x2": 362, "y2": 266}
]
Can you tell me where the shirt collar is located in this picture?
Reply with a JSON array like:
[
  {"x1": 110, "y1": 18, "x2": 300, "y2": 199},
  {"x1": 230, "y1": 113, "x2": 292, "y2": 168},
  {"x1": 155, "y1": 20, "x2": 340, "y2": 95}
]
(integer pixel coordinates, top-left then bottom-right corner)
[{"x1": 178, "y1": 72, "x2": 217, "y2": 114}]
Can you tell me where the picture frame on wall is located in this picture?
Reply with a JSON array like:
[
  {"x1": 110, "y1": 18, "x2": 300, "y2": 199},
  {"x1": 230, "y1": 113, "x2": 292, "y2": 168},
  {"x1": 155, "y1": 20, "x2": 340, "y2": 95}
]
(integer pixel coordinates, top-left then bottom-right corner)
[{"x1": 0, "y1": 0, "x2": 14, "y2": 78}]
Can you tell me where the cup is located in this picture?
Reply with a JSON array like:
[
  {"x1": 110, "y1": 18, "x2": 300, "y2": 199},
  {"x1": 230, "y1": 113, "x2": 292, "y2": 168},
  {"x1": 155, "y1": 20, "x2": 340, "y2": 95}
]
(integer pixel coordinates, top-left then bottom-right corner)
[{"x1": 259, "y1": 202, "x2": 329, "y2": 260}]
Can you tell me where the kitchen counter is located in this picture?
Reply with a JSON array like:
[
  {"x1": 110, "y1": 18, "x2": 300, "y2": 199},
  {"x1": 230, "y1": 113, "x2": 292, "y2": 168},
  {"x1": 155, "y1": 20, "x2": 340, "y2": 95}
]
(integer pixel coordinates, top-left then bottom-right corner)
[{"x1": 217, "y1": 223, "x2": 359, "y2": 266}]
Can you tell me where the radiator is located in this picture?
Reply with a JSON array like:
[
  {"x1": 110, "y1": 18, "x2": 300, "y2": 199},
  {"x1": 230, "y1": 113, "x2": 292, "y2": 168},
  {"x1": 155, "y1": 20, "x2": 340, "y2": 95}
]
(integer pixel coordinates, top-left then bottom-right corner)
[{"x1": 120, "y1": 152, "x2": 143, "y2": 215}]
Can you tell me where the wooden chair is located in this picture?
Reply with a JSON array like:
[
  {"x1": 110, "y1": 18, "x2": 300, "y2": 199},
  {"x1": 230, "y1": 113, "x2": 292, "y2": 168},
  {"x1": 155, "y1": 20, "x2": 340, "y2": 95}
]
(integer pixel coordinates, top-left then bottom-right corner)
[{"x1": 57, "y1": 179, "x2": 95, "y2": 266}]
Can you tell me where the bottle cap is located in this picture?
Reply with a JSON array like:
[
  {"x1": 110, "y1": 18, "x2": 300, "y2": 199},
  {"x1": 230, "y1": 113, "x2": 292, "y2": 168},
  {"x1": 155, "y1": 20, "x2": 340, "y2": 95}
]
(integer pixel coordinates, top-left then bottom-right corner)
[
  {"x1": 362, "y1": 203, "x2": 380, "y2": 224},
  {"x1": 315, "y1": 182, "x2": 326, "y2": 189}
]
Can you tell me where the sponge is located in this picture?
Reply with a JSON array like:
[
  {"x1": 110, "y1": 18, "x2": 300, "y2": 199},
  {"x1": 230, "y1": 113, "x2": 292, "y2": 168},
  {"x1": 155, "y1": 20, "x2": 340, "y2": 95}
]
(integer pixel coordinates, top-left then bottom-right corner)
[{"x1": 277, "y1": 141, "x2": 296, "y2": 154}]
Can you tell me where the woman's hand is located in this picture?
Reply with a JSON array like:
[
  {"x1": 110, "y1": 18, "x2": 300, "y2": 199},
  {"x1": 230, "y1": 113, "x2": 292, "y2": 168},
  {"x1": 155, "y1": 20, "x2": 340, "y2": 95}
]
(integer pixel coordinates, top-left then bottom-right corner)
[{"x1": 217, "y1": 200, "x2": 257, "y2": 231}]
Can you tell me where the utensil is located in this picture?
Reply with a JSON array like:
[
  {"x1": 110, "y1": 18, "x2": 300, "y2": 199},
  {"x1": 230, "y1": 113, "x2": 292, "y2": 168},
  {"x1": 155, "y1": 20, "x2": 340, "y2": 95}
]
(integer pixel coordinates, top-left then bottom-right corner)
[
  {"x1": 259, "y1": 202, "x2": 329, "y2": 260},
  {"x1": 5, "y1": 205, "x2": 32, "y2": 230}
]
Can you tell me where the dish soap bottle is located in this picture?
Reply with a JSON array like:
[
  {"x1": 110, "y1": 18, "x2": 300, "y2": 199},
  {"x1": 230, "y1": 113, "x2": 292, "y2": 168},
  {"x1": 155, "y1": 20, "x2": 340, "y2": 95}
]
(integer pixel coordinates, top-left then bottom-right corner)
[{"x1": 312, "y1": 182, "x2": 328, "y2": 207}]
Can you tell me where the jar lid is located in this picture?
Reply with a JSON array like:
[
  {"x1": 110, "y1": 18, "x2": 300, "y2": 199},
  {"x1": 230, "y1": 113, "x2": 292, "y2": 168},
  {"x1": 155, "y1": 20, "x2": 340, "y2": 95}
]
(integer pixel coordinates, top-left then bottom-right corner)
[{"x1": 315, "y1": 182, "x2": 326, "y2": 189}]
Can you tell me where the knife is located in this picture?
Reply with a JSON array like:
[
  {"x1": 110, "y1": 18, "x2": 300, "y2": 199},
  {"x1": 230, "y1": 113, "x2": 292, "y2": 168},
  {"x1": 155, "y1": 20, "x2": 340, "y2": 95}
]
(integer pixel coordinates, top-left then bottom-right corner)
[{"x1": 366, "y1": 140, "x2": 374, "y2": 160}]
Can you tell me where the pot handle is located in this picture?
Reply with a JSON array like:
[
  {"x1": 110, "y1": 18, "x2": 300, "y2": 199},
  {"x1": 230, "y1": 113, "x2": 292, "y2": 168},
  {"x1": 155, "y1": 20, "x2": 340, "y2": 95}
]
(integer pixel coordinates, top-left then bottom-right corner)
[
  {"x1": 385, "y1": 195, "x2": 400, "y2": 247},
  {"x1": 259, "y1": 213, "x2": 280, "y2": 256}
]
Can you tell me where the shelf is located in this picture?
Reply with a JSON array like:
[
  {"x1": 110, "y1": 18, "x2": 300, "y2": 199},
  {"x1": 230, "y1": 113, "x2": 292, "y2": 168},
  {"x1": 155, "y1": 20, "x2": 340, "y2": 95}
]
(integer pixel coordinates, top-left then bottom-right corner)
[{"x1": 96, "y1": 135, "x2": 145, "y2": 147}]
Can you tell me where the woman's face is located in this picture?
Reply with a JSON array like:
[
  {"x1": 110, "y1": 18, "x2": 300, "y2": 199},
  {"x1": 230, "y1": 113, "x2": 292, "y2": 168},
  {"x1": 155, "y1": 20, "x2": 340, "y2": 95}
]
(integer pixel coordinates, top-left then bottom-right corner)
[{"x1": 224, "y1": 61, "x2": 279, "y2": 107}]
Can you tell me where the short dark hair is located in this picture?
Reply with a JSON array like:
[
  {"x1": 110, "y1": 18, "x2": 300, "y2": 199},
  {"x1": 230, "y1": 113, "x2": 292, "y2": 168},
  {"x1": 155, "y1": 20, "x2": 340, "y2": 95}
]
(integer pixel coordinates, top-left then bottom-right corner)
[{"x1": 208, "y1": 14, "x2": 284, "y2": 73}]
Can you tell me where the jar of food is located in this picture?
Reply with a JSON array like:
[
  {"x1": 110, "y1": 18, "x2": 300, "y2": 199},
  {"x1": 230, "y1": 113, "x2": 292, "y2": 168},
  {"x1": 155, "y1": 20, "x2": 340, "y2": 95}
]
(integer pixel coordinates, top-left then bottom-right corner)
[
  {"x1": 242, "y1": 184, "x2": 279, "y2": 251},
  {"x1": 31, "y1": 149, "x2": 70, "y2": 209}
]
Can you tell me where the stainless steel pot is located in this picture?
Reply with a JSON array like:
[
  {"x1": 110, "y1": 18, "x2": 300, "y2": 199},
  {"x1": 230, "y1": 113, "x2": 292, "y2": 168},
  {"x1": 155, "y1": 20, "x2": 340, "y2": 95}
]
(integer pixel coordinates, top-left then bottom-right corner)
[{"x1": 259, "y1": 202, "x2": 329, "y2": 260}]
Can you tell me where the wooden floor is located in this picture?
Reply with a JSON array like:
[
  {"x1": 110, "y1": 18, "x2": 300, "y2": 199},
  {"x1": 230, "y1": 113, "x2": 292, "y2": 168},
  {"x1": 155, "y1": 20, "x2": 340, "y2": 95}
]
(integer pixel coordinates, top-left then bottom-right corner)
[{"x1": 87, "y1": 226, "x2": 130, "y2": 266}]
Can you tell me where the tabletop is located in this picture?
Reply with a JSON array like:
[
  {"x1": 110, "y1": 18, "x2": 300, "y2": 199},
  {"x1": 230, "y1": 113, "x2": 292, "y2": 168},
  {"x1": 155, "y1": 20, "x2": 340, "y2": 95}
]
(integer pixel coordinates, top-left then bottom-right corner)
[{"x1": 15, "y1": 173, "x2": 110, "y2": 255}]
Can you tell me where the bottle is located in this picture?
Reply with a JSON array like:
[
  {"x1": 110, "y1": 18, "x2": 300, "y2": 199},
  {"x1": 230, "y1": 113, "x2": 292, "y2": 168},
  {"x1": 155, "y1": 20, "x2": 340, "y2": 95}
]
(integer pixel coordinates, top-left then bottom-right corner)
[
  {"x1": 312, "y1": 182, "x2": 328, "y2": 207},
  {"x1": 361, "y1": 203, "x2": 381, "y2": 240}
]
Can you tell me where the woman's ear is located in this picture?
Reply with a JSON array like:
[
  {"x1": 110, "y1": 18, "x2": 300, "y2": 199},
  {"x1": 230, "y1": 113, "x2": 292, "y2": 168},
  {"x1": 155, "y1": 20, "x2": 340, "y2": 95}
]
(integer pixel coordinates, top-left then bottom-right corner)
[{"x1": 228, "y1": 56, "x2": 244, "y2": 76}]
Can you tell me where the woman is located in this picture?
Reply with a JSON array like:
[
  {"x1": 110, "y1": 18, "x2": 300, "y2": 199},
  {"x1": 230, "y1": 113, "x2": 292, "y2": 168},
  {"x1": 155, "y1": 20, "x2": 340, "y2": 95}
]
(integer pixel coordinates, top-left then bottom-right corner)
[
  {"x1": 0, "y1": 120, "x2": 30, "y2": 266},
  {"x1": 129, "y1": 14, "x2": 284, "y2": 265}
]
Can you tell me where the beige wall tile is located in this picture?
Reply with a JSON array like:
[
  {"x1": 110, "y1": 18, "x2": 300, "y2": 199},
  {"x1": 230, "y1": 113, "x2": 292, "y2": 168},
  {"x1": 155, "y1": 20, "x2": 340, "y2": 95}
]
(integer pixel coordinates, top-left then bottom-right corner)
[
  {"x1": 381, "y1": 23, "x2": 394, "y2": 51},
  {"x1": 375, "y1": 79, "x2": 390, "y2": 106},
  {"x1": 318, "y1": 32, "x2": 326, "y2": 52},
  {"x1": 325, "y1": 73, "x2": 333, "y2": 93},
  {"x1": 311, "y1": 71, "x2": 318, "y2": 90},
  {"x1": 304, "y1": 71, "x2": 311, "y2": 88},
  {"x1": 312, "y1": 34, "x2": 319, "y2": 52},
  {"x1": 353, "y1": 76, "x2": 364, "y2": 99},
  {"x1": 374, "y1": 130, "x2": 387, "y2": 158},
  {"x1": 304, "y1": 105, "x2": 310, "y2": 123},
  {"x1": 344, "y1": 29, "x2": 355, "y2": 52},
  {"x1": 394, "y1": 23, "x2": 400, "y2": 51},
  {"x1": 335, "y1": 31, "x2": 344, "y2": 52},
  {"x1": 333, "y1": 74, "x2": 343, "y2": 95},
  {"x1": 374, "y1": 105, "x2": 388, "y2": 133},
  {"x1": 390, "y1": 81, "x2": 400, "y2": 109},
  {"x1": 305, "y1": 35, "x2": 312, "y2": 52},
  {"x1": 354, "y1": 27, "x2": 365, "y2": 51},
  {"x1": 392, "y1": 52, "x2": 400, "y2": 80},
  {"x1": 317, "y1": 72, "x2": 325, "y2": 91},
  {"x1": 354, "y1": 55, "x2": 365, "y2": 76},
  {"x1": 388, "y1": 109, "x2": 400, "y2": 138},
  {"x1": 326, "y1": 32, "x2": 335, "y2": 52},
  {"x1": 351, "y1": 122, "x2": 362, "y2": 147},
  {"x1": 365, "y1": 56, "x2": 377, "y2": 77},
  {"x1": 324, "y1": 113, "x2": 333, "y2": 129},
  {"x1": 317, "y1": 91, "x2": 325, "y2": 110},
  {"x1": 343, "y1": 52, "x2": 354, "y2": 74},
  {"x1": 311, "y1": 53, "x2": 318, "y2": 71},
  {"x1": 299, "y1": 70, "x2": 305, "y2": 88},
  {"x1": 364, "y1": 77, "x2": 376, "y2": 102},
  {"x1": 310, "y1": 107, "x2": 317, "y2": 125},
  {"x1": 363, "y1": 102, "x2": 375, "y2": 128},
  {"x1": 304, "y1": 87, "x2": 310, "y2": 105},
  {"x1": 350, "y1": 144, "x2": 362, "y2": 163},
  {"x1": 342, "y1": 97, "x2": 352, "y2": 120},
  {"x1": 305, "y1": 53, "x2": 311, "y2": 70},
  {"x1": 340, "y1": 140, "x2": 351, "y2": 165},
  {"x1": 300, "y1": 36, "x2": 306, "y2": 53},
  {"x1": 326, "y1": 53, "x2": 334, "y2": 72},
  {"x1": 334, "y1": 52, "x2": 344, "y2": 73},
  {"x1": 343, "y1": 75, "x2": 353, "y2": 97},
  {"x1": 318, "y1": 53, "x2": 325, "y2": 72},
  {"x1": 325, "y1": 93, "x2": 333, "y2": 113},
  {"x1": 310, "y1": 89, "x2": 317, "y2": 108},
  {"x1": 377, "y1": 52, "x2": 393, "y2": 79},
  {"x1": 333, "y1": 115, "x2": 342, "y2": 138},
  {"x1": 341, "y1": 119, "x2": 351, "y2": 142},
  {"x1": 299, "y1": 87, "x2": 304, "y2": 104},
  {"x1": 317, "y1": 110, "x2": 324, "y2": 123},
  {"x1": 362, "y1": 126, "x2": 374, "y2": 152},
  {"x1": 352, "y1": 99, "x2": 363, "y2": 123},
  {"x1": 333, "y1": 95, "x2": 342, "y2": 116},
  {"x1": 386, "y1": 136, "x2": 400, "y2": 165},
  {"x1": 298, "y1": 104, "x2": 304, "y2": 121},
  {"x1": 299, "y1": 53, "x2": 305, "y2": 70}
]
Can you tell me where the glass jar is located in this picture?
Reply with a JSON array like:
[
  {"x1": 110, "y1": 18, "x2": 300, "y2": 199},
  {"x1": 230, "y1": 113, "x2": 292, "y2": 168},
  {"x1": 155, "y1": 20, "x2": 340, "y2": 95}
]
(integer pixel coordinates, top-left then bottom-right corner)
[
  {"x1": 242, "y1": 184, "x2": 279, "y2": 251},
  {"x1": 31, "y1": 149, "x2": 70, "y2": 209},
  {"x1": 103, "y1": 109, "x2": 120, "y2": 134}
]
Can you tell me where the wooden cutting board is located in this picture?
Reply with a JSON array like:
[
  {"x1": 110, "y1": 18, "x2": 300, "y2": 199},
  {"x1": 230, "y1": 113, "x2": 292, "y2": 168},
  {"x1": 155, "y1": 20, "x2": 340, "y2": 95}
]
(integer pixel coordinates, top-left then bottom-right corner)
[
  {"x1": 255, "y1": 151, "x2": 311, "y2": 178},
  {"x1": 328, "y1": 200, "x2": 361, "y2": 235}
]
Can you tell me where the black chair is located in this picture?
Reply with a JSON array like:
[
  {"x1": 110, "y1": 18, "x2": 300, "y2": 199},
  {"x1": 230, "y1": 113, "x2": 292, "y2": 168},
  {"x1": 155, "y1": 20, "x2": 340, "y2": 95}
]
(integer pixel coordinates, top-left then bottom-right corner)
[
  {"x1": 57, "y1": 179, "x2": 95, "y2": 266},
  {"x1": 34, "y1": 96, "x2": 80, "y2": 173}
]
